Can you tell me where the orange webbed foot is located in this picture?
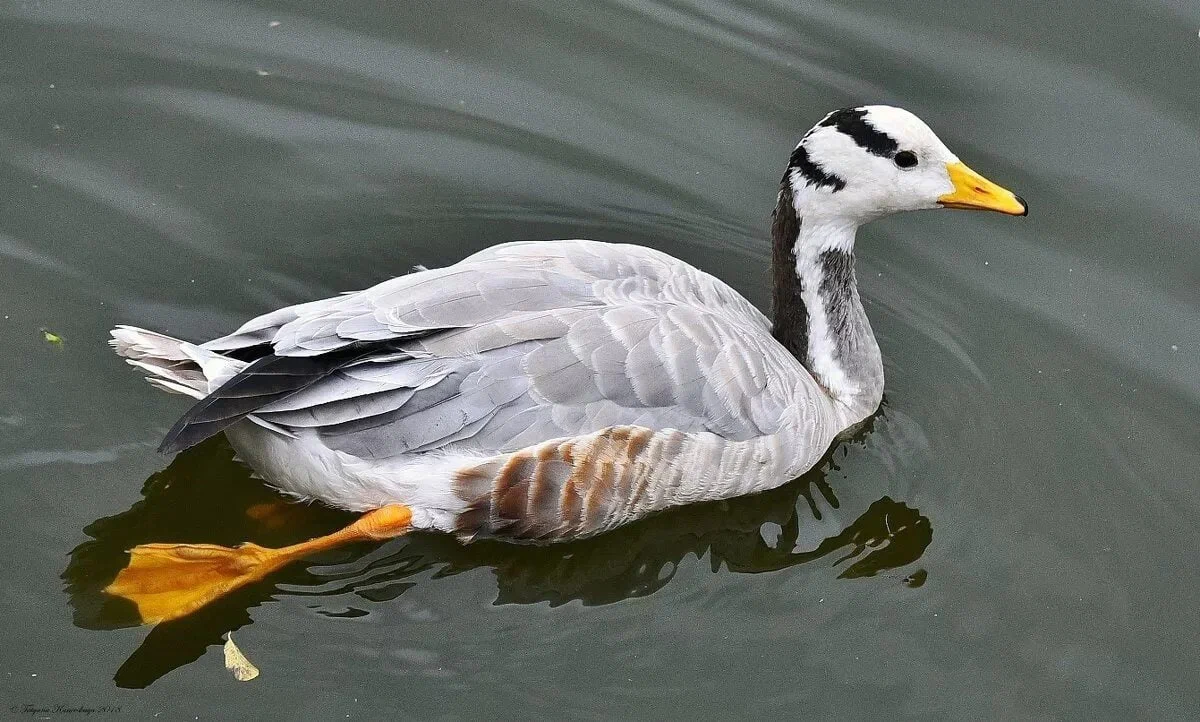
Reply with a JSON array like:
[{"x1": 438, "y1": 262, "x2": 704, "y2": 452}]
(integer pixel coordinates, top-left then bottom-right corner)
[{"x1": 104, "y1": 504, "x2": 414, "y2": 625}]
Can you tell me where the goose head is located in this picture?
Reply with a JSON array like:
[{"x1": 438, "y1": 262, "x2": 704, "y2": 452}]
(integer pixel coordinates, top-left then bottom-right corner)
[{"x1": 784, "y1": 105, "x2": 1027, "y2": 225}]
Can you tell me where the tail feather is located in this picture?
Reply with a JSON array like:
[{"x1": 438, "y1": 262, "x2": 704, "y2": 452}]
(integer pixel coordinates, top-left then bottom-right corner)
[
  {"x1": 110, "y1": 325, "x2": 193, "y2": 362},
  {"x1": 112, "y1": 325, "x2": 300, "y2": 450},
  {"x1": 128, "y1": 360, "x2": 207, "y2": 399},
  {"x1": 145, "y1": 376, "x2": 206, "y2": 399},
  {"x1": 110, "y1": 325, "x2": 246, "y2": 398}
]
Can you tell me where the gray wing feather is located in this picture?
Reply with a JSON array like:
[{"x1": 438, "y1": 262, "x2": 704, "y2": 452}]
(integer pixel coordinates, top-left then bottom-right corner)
[
  {"x1": 198, "y1": 240, "x2": 808, "y2": 458},
  {"x1": 258, "y1": 387, "x2": 420, "y2": 428},
  {"x1": 253, "y1": 359, "x2": 446, "y2": 413}
]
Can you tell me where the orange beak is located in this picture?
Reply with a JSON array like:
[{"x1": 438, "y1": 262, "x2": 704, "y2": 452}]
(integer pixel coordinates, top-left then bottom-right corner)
[{"x1": 938, "y1": 162, "x2": 1028, "y2": 216}]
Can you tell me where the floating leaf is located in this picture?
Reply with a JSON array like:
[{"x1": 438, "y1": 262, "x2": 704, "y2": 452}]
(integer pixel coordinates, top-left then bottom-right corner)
[
  {"x1": 40, "y1": 328, "x2": 63, "y2": 347},
  {"x1": 223, "y1": 632, "x2": 260, "y2": 681}
]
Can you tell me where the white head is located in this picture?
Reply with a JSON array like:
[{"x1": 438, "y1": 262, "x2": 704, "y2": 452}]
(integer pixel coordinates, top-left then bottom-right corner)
[{"x1": 783, "y1": 105, "x2": 1027, "y2": 225}]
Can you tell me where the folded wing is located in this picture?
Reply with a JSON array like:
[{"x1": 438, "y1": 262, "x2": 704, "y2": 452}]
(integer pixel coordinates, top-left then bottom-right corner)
[{"x1": 162, "y1": 240, "x2": 800, "y2": 457}]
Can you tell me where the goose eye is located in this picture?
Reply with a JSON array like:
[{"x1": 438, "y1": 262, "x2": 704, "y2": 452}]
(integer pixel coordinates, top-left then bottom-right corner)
[{"x1": 894, "y1": 150, "x2": 918, "y2": 169}]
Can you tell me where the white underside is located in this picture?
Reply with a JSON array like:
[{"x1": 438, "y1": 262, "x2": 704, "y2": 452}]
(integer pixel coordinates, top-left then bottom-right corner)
[{"x1": 225, "y1": 421, "x2": 476, "y2": 532}]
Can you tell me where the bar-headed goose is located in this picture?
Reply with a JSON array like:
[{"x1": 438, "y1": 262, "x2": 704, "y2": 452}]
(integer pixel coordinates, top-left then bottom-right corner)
[{"x1": 107, "y1": 105, "x2": 1026, "y2": 624}]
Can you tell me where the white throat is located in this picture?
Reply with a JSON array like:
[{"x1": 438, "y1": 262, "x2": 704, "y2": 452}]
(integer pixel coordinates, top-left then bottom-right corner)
[
  {"x1": 771, "y1": 196, "x2": 885, "y2": 425},
  {"x1": 794, "y1": 220, "x2": 860, "y2": 402}
]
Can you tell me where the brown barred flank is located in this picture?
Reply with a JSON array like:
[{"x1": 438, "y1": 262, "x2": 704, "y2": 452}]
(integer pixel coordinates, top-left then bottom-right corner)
[{"x1": 451, "y1": 425, "x2": 661, "y2": 543}]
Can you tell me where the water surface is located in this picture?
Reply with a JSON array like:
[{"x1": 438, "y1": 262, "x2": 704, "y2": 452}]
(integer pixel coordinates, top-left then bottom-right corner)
[{"x1": 1, "y1": 0, "x2": 1198, "y2": 717}]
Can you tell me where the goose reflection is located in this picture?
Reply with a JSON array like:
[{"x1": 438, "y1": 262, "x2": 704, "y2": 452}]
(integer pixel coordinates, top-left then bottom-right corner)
[{"x1": 63, "y1": 424, "x2": 930, "y2": 688}]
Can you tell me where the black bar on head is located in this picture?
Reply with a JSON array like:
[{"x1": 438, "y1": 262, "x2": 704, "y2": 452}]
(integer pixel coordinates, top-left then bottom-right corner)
[
  {"x1": 820, "y1": 107, "x2": 898, "y2": 158},
  {"x1": 787, "y1": 145, "x2": 847, "y2": 192}
]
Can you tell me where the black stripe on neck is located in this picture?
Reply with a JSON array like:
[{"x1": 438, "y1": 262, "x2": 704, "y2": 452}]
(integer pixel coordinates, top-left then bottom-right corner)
[
  {"x1": 818, "y1": 249, "x2": 856, "y2": 361},
  {"x1": 771, "y1": 184, "x2": 809, "y2": 363},
  {"x1": 786, "y1": 145, "x2": 846, "y2": 192},
  {"x1": 820, "y1": 107, "x2": 898, "y2": 158}
]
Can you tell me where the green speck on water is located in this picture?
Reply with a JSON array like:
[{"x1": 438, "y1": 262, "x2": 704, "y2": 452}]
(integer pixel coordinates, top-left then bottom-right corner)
[{"x1": 40, "y1": 328, "x2": 63, "y2": 347}]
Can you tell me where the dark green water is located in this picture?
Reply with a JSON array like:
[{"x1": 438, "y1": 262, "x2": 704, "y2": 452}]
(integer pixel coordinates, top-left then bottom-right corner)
[{"x1": 2, "y1": 0, "x2": 1198, "y2": 717}]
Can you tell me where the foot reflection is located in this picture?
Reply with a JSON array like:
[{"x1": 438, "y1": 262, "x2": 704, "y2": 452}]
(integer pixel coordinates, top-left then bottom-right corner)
[{"x1": 63, "y1": 435, "x2": 931, "y2": 688}]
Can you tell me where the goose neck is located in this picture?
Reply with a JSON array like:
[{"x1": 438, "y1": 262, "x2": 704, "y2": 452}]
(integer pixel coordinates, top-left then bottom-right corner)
[{"x1": 771, "y1": 188, "x2": 884, "y2": 423}]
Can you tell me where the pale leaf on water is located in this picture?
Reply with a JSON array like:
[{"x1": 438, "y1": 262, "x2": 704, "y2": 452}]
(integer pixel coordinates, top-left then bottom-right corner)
[{"x1": 223, "y1": 632, "x2": 260, "y2": 681}]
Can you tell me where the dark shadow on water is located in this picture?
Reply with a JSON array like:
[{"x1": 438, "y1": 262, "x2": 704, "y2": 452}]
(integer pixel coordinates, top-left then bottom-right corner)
[{"x1": 63, "y1": 427, "x2": 931, "y2": 688}]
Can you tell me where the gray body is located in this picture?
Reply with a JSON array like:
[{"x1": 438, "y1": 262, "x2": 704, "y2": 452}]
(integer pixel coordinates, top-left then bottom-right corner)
[{"x1": 113, "y1": 239, "x2": 882, "y2": 541}]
